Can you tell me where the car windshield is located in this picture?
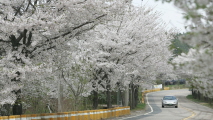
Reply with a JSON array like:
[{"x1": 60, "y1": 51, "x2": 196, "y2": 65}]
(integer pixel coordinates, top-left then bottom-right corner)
[{"x1": 163, "y1": 96, "x2": 176, "y2": 100}]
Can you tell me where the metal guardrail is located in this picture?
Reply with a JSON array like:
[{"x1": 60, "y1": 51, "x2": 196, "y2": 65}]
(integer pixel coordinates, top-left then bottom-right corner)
[
  {"x1": 141, "y1": 87, "x2": 170, "y2": 103},
  {"x1": 0, "y1": 106, "x2": 130, "y2": 120}
]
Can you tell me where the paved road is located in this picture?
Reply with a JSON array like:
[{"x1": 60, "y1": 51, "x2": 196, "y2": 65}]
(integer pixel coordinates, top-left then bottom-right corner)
[{"x1": 115, "y1": 89, "x2": 213, "y2": 120}]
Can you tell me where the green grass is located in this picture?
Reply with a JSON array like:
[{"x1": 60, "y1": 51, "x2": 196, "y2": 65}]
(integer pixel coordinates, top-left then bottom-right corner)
[
  {"x1": 186, "y1": 95, "x2": 213, "y2": 109},
  {"x1": 131, "y1": 103, "x2": 146, "y2": 111}
]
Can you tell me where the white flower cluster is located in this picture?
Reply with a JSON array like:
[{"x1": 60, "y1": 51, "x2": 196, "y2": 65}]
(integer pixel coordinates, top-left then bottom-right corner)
[
  {"x1": 171, "y1": 0, "x2": 213, "y2": 98},
  {"x1": 0, "y1": 0, "x2": 174, "y2": 106}
]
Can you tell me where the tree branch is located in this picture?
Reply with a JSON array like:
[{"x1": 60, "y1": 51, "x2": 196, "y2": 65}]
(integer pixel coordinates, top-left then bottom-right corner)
[
  {"x1": 0, "y1": 39, "x2": 10, "y2": 43},
  {"x1": 74, "y1": 0, "x2": 88, "y2": 5},
  {"x1": 143, "y1": 54, "x2": 151, "y2": 62},
  {"x1": 51, "y1": 14, "x2": 107, "y2": 40},
  {"x1": 61, "y1": 70, "x2": 76, "y2": 96}
]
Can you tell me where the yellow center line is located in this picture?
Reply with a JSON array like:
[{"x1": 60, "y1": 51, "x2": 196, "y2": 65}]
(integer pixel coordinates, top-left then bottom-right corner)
[{"x1": 180, "y1": 105, "x2": 196, "y2": 120}]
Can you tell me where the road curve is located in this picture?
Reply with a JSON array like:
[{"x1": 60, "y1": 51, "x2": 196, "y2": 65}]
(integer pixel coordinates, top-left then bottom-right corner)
[{"x1": 115, "y1": 89, "x2": 213, "y2": 120}]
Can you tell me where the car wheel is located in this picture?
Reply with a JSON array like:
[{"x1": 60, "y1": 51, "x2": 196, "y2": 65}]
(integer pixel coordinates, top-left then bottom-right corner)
[
  {"x1": 175, "y1": 106, "x2": 178, "y2": 108},
  {"x1": 162, "y1": 105, "x2": 164, "y2": 108}
]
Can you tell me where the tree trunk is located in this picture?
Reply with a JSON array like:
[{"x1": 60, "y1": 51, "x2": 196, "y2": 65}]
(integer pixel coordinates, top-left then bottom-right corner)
[
  {"x1": 195, "y1": 91, "x2": 198, "y2": 99},
  {"x1": 106, "y1": 89, "x2": 112, "y2": 108},
  {"x1": 9, "y1": 30, "x2": 32, "y2": 115},
  {"x1": 118, "y1": 89, "x2": 123, "y2": 106},
  {"x1": 92, "y1": 90, "x2": 98, "y2": 109},
  {"x1": 131, "y1": 85, "x2": 135, "y2": 109},
  {"x1": 198, "y1": 91, "x2": 201, "y2": 100},
  {"x1": 162, "y1": 80, "x2": 165, "y2": 90},
  {"x1": 117, "y1": 89, "x2": 120, "y2": 106},
  {"x1": 12, "y1": 72, "x2": 22, "y2": 115},
  {"x1": 129, "y1": 83, "x2": 133, "y2": 109},
  {"x1": 120, "y1": 90, "x2": 124, "y2": 106},
  {"x1": 13, "y1": 103, "x2": 22, "y2": 115},
  {"x1": 134, "y1": 87, "x2": 139, "y2": 108},
  {"x1": 208, "y1": 98, "x2": 212, "y2": 104},
  {"x1": 124, "y1": 86, "x2": 129, "y2": 106},
  {"x1": 58, "y1": 78, "x2": 63, "y2": 112},
  {"x1": 204, "y1": 96, "x2": 207, "y2": 102},
  {"x1": 106, "y1": 77, "x2": 112, "y2": 108},
  {"x1": 1, "y1": 104, "x2": 12, "y2": 116},
  {"x1": 13, "y1": 89, "x2": 22, "y2": 115},
  {"x1": 192, "y1": 89, "x2": 196, "y2": 99},
  {"x1": 73, "y1": 96, "x2": 80, "y2": 111}
]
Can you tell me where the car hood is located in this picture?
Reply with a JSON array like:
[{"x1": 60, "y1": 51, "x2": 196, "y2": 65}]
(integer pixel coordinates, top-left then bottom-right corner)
[{"x1": 163, "y1": 100, "x2": 177, "y2": 102}]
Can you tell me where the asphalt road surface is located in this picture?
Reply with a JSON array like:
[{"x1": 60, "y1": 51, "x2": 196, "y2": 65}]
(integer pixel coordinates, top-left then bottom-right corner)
[{"x1": 115, "y1": 89, "x2": 213, "y2": 120}]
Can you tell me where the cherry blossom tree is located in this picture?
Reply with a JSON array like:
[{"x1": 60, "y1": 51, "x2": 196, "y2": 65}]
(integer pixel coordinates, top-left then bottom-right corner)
[
  {"x1": 165, "y1": 0, "x2": 213, "y2": 101},
  {"x1": 77, "y1": 5, "x2": 174, "y2": 108},
  {"x1": 0, "y1": 0, "x2": 131, "y2": 114},
  {"x1": 0, "y1": 0, "x2": 175, "y2": 113},
  {"x1": 113, "y1": 6, "x2": 174, "y2": 108},
  {"x1": 52, "y1": 46, "x2": 95, "y2": 111}
]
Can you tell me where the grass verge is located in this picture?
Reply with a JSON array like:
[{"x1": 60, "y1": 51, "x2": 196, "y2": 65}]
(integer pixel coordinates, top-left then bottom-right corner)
[
  {"x1": 186, "y1": 95, "x2": 213, "y2": 109},
  {"x1": 131, "y1": 103, "x2": 146, "y2": 111}
]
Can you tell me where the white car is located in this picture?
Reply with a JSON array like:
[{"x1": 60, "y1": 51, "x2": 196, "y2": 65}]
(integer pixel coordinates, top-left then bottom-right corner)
[{"x1": 162, "y1": 96, "x2": 178, "y2": 108}]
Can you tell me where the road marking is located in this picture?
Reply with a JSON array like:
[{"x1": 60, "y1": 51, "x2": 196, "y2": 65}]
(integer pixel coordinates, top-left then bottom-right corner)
[
  {"x1": 180, "y1": 105, "x2": 196, "y2": 120},
  {"x1": 144, "y1": 92, "x2": 153, "y2": 115},
  {"x1": 118, "y1": 93, "x2": 153, "y2": 120}
]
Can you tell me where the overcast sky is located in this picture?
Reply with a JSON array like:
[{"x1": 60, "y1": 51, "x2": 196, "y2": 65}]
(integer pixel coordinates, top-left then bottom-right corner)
[{"x1": 132, "y1": 0, "x2": 187, "y2": 33}]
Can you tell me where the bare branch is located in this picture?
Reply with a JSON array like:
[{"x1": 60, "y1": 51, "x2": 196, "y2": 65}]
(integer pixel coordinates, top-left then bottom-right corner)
[
  {"x1": 143, "y1": 54, "x2": 151, "y2": 62},
  {"x1": 51, "y1": 14, "x2": 107, "y2": 40},
  {"x1": 61, "y1": 70, "x2": 76, "y2": 96}
]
